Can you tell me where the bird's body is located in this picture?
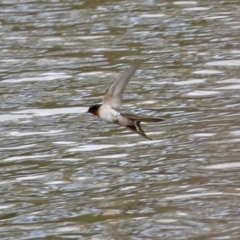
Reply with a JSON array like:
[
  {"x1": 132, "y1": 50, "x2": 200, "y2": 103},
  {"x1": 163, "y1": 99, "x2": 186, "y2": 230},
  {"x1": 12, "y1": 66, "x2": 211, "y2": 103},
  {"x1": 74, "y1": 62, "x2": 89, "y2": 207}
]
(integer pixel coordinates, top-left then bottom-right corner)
[
  {"x1": 88, "y1": 62, "x2": 164, "y2": 140},
  {"x1": 98, "y1": 105, "x2": 120, "y2": 123}
]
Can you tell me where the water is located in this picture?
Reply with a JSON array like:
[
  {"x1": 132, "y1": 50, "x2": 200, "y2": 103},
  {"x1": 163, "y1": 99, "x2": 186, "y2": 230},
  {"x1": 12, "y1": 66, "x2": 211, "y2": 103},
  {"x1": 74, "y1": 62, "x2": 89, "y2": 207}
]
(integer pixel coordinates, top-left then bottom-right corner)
[{"x1": 1, "y1": 0, "x2": 240, "y2": 239}]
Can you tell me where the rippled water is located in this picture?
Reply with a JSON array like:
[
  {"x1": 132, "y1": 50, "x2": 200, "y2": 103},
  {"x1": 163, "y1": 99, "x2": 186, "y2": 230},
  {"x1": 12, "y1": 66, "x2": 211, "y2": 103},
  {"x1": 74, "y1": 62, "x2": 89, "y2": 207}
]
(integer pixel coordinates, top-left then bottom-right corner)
[{"x1": 1, "y1": 0, "x2": 240, "y2": 239}]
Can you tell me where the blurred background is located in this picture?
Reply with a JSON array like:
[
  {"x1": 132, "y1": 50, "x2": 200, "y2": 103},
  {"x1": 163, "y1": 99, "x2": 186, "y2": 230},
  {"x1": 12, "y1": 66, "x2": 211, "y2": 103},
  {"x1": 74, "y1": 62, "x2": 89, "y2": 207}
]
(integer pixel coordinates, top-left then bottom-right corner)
[{"x1": 0, "y1": 0, "x2": 240, "y2": 239}]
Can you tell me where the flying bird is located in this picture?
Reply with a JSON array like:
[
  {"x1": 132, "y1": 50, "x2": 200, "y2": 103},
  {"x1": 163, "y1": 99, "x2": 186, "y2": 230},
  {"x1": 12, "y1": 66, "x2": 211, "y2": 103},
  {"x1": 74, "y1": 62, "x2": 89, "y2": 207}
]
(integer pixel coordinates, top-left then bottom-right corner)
[{"x1": 87, "y1": 62, "x2": 164, "y2": 140}]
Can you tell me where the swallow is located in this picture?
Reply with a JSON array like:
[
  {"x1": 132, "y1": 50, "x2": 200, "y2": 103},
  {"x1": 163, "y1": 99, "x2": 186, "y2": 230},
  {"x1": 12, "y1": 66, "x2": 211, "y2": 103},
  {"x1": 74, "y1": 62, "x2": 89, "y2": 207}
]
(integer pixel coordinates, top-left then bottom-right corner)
[{"x1": 87, "y1": 62, "x2": 164, "y2": 140}]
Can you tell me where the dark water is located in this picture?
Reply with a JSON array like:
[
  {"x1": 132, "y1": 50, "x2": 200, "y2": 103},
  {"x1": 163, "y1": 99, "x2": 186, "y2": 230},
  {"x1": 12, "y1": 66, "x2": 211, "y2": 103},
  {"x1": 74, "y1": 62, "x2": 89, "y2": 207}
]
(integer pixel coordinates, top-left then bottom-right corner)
[{"x1": 1, "y1": 0, "x2": 240, "y2": 239}]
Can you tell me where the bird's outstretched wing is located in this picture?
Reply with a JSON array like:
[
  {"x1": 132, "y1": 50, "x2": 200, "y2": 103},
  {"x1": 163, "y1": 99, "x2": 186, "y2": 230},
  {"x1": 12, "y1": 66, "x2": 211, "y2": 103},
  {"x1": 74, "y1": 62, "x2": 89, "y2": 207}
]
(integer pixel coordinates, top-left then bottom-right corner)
[
  {"x1": 122, "y1": 113, "x2": 164, "y2": 122},
  {"x1": 102, "y1": 61, "x2": 142, "y2": 110}
]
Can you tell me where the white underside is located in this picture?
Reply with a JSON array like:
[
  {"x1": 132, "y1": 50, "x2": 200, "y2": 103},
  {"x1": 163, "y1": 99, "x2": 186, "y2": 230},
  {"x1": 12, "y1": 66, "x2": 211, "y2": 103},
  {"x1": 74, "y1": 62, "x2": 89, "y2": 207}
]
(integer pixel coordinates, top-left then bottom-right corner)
[{"x1": 98, "y1": 105, "x2": 120, "y2": 123}]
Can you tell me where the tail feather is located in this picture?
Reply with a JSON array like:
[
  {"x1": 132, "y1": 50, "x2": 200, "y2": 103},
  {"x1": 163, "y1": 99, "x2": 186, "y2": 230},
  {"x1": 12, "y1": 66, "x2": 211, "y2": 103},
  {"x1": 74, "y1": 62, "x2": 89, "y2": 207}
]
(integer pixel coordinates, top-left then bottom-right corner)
[
  {"x1": 122, "y1": 113, "x2": 164, "y2": 140},
  {"x1": 127, "y1": 121, "x2": 152, "y2": 140}
]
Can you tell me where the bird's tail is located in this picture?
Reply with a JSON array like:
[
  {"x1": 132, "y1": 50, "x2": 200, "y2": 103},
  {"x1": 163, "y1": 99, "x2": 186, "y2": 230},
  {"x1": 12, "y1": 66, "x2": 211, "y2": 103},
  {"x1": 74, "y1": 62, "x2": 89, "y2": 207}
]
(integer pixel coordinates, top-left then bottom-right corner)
[{"x1": 122, "y1": 113, "x2": 164, "y2": 140}]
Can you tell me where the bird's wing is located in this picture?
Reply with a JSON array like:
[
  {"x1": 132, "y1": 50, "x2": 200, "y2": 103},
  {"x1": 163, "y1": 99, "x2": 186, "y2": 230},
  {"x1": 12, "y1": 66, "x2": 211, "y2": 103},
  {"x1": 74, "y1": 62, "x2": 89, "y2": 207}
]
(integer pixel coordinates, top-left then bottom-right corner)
[
  {"x1": 121, "y1": 113, "x2": 164, "y2": 122},
  {"x1": 102, "y1": 61, "x2": 142, "y2": 110}
]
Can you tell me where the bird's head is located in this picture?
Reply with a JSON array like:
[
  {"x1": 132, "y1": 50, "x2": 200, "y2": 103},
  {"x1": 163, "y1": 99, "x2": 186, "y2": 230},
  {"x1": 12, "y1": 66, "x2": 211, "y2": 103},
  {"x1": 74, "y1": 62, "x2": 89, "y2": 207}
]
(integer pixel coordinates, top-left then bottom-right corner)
[{"x1": 87, "y1": 104, "x2": 102, "y2": 116}]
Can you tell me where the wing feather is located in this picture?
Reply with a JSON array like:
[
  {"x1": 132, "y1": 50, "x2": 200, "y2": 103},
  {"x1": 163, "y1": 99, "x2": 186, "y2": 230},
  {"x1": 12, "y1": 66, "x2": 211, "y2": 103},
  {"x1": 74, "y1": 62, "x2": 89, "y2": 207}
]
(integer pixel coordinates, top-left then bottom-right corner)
[
  {"x1": 122, "y1": 113, "x2": 164, "y2": 122},
  {"x1": 102, "y1": 61, "x2": 142, "y2": 110}
]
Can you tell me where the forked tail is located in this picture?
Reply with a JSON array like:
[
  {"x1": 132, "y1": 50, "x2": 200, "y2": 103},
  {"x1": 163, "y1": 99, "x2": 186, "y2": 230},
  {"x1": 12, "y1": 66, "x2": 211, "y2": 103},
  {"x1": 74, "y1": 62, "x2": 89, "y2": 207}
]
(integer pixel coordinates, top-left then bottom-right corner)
[{"x1": 122, "y1": 113, "x2": 164, "y2": 140}]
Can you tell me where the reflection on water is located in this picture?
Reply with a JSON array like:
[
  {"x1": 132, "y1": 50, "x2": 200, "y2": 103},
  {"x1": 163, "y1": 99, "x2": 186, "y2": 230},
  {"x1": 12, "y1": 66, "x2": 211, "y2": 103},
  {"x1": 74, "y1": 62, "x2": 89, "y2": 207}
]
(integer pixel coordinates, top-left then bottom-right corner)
[{"x1": 1, "y1": 0, "x2": 240, "y2": 239}]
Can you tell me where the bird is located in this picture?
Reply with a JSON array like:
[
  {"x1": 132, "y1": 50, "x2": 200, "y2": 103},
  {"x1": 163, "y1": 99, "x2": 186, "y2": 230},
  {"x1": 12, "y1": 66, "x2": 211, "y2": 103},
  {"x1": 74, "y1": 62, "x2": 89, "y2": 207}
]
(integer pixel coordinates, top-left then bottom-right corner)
[{"x1": 87, "y1": 62, "x2": 164, "y2": 140}]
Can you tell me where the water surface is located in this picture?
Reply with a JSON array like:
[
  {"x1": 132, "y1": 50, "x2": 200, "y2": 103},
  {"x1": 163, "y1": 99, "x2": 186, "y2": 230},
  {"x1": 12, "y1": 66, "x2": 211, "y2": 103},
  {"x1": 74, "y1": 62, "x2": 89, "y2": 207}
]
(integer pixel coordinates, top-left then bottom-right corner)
[{"x1": 1, "y1": 0, "x2": 240, "y2": 239}]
